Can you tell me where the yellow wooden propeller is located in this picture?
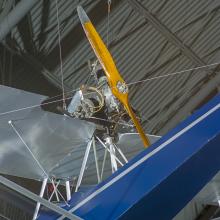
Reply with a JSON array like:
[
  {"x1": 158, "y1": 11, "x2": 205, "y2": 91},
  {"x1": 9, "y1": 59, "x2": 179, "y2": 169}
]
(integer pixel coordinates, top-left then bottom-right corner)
[{"x1": 77, "y1": 6, "x2": 150, "y2": 147}]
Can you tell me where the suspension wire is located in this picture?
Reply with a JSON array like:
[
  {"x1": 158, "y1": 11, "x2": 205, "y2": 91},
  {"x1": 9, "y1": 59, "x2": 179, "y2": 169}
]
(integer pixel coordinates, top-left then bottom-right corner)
[
  {"x1": 106, "y1": 0, "x2": 111, "y2": 47},
  {"x1": 126, "y1": 61, "x2": 220, "y2": 87},
  {"x1": 55, "y1": 0, "x2": 66, "y2": 110}
]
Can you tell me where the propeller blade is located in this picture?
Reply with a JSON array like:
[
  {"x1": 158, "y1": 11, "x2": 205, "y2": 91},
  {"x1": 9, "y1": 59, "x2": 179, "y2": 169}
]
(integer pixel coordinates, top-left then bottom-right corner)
[{"x1": 77, "y1": 6, "x2": 150, "y2": 147}]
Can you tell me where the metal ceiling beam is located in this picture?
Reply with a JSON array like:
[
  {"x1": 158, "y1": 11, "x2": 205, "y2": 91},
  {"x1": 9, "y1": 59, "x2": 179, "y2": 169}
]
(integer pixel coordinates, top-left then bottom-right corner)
[
  {"x1": 0, "y1": 175, "x2": 82, "y2": 220},
  {"x1": 127, "y1": 0, "x2": 206, "y2": 66},
  {"x1": 0, "y1": 0, "x2": 14, "y2": 21},
  {"x1": 0, "y1": 0, "x2": 38, "y2": 41},
  {"x1": 195, "y1": 205, "x2": 219, "y2": 220},
  {"x1": 127, "y1": 0, "x2": 220, "y2": 135},
  {"x1": 158, "y1": 66, "x2": 220, "y2": 134}
]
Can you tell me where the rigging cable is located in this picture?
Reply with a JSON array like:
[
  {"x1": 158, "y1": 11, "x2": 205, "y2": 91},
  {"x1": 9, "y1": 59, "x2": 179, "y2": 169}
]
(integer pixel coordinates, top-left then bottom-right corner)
[
  {"x1": 55, "y1": 0, "x2": 66, "y2": 110},
  {"x1": 126, "y1": 61, "x2": 220, "y2": 86},
  {"x1": 0, "y1": 61, "x2": 220, "y2": 117},
  {"x1": 8, "y1": 120, "x2": 48, "y2": 179},
  {"x1": 9, "y1": 120, "x2": 70, "y2": 206}
]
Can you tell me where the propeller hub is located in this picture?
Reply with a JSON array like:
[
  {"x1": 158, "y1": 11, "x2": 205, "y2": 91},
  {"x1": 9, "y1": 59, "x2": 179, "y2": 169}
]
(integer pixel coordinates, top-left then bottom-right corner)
[{"x1": 116, "y1": 81, "x2": 128, "y2": 94}]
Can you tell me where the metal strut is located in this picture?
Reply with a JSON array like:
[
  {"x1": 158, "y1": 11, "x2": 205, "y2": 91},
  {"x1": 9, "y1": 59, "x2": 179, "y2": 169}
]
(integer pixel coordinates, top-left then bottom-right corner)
[
  {"x1": 33, "y1": 178, "x2": 48, "y2": 220},
  {"x1": 75, "y1": 139, "x2": 93, "y2": 192},
  {"x1": 0, "y1": 0, "x2": 38, "y2": 41},
  {"x1": 0, "y1": 175, "x2": 82, "y2": 220},
  {"x1": 105, "y1": 137, "x2": 118, "y2": 173}
]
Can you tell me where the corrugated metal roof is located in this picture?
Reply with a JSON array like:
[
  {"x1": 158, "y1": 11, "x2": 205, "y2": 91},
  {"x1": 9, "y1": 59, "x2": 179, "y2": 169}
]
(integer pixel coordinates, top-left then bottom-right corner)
[{"x1": 4, "y1": 0, "x2": 220, "y2": 134}]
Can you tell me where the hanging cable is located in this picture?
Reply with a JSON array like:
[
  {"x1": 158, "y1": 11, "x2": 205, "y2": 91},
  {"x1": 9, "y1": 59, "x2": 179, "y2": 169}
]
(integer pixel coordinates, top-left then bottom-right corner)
[
  {"x1": 106, "y1": 0, "x2": 111, "y2": 47},
  {"x1": 55, "y1": 0, "x2": 66, "y2": 110}
]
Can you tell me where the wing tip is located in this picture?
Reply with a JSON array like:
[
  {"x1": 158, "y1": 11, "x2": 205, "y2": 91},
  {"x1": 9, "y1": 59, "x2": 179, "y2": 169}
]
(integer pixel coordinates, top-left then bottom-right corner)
[{"x1": 77, "y1": 5, "x2": 90, "y2": 24}]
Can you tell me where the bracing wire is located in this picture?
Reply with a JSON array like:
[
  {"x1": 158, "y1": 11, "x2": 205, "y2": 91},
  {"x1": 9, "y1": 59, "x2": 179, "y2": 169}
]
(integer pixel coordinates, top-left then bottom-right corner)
[
  {"x1": 0, "y1": 61, "x2": 220, "y2": 117},
  {"x1": 0, "y1": 94, "x2": 73, "y2": 117},
  {"x1": 0, "y1": 88, "x2": 96, "y2": 117},
  {"x1": 9, "y1": 120, "x2": 70, "y2": 206},
  {"x1": 55, "y1": 0, "x2": 67, "y2": 110},
  {"x1": 8, "y1": 121, "x2": 49, "y2": 179},
  {"x1": 126, "y1": 61, "x2": 220, "y2": 86}
]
